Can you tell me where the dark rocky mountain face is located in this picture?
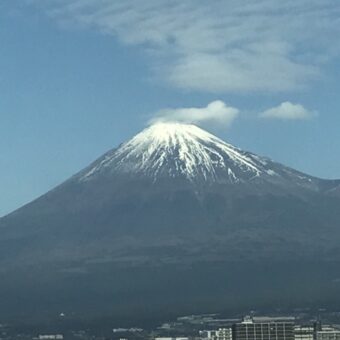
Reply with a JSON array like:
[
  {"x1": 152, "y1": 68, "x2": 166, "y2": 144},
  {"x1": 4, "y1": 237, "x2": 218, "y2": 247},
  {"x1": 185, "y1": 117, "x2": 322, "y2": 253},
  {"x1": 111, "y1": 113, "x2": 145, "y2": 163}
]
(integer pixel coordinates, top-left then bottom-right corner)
[{"x1": 0, "y1": 122, "x2": 340, "y2": 324}]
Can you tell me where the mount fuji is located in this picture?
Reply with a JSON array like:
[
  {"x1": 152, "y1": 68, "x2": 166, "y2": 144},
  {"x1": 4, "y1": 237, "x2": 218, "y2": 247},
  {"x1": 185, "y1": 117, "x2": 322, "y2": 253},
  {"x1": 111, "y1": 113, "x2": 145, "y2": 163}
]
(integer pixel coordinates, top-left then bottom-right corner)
[
  {"x1": 0, "y1": 122, "x2": 340, "y2": 323},
  {"x1": 79, "y1": 123, "x2": 319, "y2": 187}
]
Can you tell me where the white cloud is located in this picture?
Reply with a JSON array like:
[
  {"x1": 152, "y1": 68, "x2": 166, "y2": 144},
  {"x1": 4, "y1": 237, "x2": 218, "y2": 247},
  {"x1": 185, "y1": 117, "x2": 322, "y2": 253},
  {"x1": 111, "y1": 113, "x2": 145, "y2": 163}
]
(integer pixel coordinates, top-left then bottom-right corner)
[
  {"x1": 150, "y1": 100, "x2": 239, "y2": 128},
  {"x1": 29, "y1": 0, "x2": 340, "y2": 93},
  {"x1": 259, "y1": 102, "x2": 316, "y2": 120}
]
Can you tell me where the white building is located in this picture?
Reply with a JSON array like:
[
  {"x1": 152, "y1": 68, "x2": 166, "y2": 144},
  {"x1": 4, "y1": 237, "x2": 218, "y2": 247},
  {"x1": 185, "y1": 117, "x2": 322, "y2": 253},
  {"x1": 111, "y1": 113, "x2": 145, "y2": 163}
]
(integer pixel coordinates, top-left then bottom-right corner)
[
  {"x1": 317, "y1": 330, "x2": 340, "y2": 340},
  {"x1": 294, "y1": 326, "x2": 314, "y2": 340},
  {"x1": 199, "y1": 328, "x2": 232, "y2": 340}
]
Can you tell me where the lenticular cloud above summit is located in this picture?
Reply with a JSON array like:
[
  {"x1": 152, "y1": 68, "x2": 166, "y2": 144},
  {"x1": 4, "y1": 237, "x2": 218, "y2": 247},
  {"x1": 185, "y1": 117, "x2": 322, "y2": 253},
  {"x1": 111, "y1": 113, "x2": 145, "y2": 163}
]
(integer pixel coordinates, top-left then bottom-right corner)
[{"x1": 150, "y1": 101, "x2": 239, "y2": 128}]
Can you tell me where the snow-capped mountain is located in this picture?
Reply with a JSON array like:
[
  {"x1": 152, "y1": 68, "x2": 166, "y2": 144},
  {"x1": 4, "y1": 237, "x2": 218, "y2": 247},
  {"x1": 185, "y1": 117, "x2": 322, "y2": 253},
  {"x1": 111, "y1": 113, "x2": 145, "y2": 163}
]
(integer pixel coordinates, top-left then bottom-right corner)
[
  {"x1": 81, "y1": 122, "x2": 264, "y2": 182},
  {"x1": 78, "y1": 122, "x2": 318, "y2": 191},
  {"x1": 0, "y1": 122, "x2": 340, "y2": 323}
]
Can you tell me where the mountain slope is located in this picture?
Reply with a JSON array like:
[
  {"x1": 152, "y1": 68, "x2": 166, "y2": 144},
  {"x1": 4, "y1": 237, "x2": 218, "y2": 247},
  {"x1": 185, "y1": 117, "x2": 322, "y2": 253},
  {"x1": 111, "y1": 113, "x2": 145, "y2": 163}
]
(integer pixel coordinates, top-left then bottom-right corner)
[{"x1": 0, "y1": 122, "x2": 340, "y2": 323}]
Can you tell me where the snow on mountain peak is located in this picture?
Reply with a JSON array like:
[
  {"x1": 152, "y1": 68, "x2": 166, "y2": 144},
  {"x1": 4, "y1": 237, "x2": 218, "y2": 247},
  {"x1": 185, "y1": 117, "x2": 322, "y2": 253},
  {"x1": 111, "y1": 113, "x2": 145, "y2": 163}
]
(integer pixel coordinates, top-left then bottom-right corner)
[{"x1": 80, "y1": 122, "x2": 272, "y2": 182}]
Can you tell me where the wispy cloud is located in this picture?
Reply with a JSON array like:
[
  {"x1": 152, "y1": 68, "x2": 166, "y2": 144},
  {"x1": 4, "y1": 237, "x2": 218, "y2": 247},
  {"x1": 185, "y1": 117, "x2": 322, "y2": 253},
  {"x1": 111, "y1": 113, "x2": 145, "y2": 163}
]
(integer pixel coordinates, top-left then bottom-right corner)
[
  {"x1": 150, "y1": 100, "x2": 239, "y2": 128},
  {"x1": 29, "y1": 0, "x2": 340, "y2": 93},
  {"x1": 259, "y1": 102, "x2": 316, "y2": 120}
]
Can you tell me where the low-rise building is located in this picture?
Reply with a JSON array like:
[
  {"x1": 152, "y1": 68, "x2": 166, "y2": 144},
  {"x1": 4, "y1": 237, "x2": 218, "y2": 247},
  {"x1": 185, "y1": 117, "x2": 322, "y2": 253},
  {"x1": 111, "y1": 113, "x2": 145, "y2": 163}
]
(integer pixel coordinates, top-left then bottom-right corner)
[
  {"x1": 294, "y1": 326, "x2": 314, "y2": 340},
  {"x1": 317, "y1": 330, "x2": 340, "y2": 340},
  {"x1": 37, "y1": 335, "x2": 63, "y2": 340},
  {"x1": 199, "y1": 328, "x2": 232, "y2": 340}
]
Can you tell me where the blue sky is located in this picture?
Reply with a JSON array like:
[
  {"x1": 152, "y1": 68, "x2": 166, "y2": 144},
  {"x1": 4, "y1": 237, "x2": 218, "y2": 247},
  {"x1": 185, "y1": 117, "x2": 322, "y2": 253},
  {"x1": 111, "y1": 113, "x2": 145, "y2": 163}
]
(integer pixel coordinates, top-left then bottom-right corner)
[{"x1": 1, "y1": 0, "x2": 340, "y2": 216}]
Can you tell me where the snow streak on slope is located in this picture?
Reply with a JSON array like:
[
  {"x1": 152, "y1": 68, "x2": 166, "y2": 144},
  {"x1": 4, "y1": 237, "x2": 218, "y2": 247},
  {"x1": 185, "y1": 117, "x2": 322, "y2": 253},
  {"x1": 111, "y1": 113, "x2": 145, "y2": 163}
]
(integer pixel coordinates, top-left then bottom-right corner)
[{"x1": 81, "y1": 122, "x2": 275, "y2": 183}]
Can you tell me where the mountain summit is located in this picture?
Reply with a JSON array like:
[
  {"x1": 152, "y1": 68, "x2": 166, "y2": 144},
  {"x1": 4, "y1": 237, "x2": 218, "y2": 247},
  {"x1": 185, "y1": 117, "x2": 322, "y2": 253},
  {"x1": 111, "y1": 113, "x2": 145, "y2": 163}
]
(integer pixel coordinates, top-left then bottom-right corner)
[
  {"x1": 0, "y1": 123, "x2": 340, "y2": 323},
  {"x1": 80, "y1": 122, "x2": 265, "y2": 182},
  {"x1": 78, "y1": 122, "x2": 322, "y2": 192}
]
